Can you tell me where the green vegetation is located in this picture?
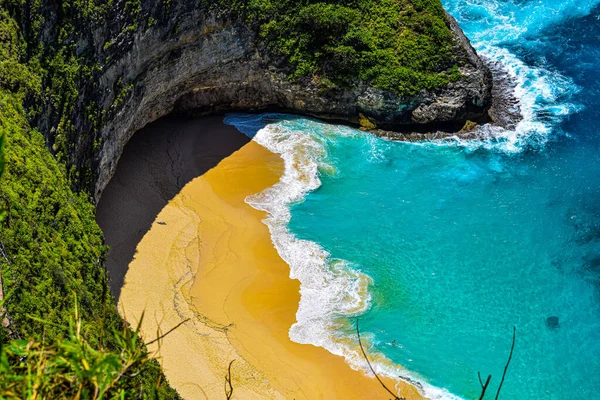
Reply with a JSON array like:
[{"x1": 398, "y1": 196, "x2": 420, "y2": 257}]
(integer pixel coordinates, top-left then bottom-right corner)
[
  {"x1": 0, "y1": 124, "x2": 4, "y2": 222},
  {"x1": 227, "y1": 0, "x2": 461, "y2": 96},
  {"x1": 0, "y1": 0, "x2": 128, "y2": 180},
  {"x1": 0, "y1": 65, "x2": 177, "y2": 400},
  {"x1": 0, "y1": 90, "x2": 108, "y2": 343},
  {"x1": 0, "y1": 2, "x2": 178, "y2": 397},
  {"x1": 0, "y1": 304, "x2": 173, "y2": 399}
]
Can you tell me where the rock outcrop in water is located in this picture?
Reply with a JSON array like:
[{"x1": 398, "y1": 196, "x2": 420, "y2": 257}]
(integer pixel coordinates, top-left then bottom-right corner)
[
  {"x1": 546, "y1": 316, "x2": 560, "y2": 329},
  {"x1": 22, "y1": 1, "x2": 492, "y2": 201}
]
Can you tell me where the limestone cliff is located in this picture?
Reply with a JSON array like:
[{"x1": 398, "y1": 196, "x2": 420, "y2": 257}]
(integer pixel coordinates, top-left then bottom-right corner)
[{"x1": 22, "y1": 0, "x2": 492, "y2": 201}]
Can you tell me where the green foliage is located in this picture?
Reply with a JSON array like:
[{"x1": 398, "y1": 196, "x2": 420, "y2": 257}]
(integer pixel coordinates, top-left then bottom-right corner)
[
  {"x1": 0, "y1": 90, "x2": 107, "y2": 342},
  {"x1": 0, "y1": 6, "x2": 178, "y2": 397},
  {"x1": 112, "y1": 78, "x2": 133, "y2": 109},
  {"x1": 0, "y1": 133, "x2": 4, "y2": 178},
  {"x1": 0, "y1": 10, "x2": 20, "y2": 61},
  {"x1": 0, "y1": 87, "x2": 179, "y2": 400},
  {"x1": 224, "y1": 0, "x2": 461, "y2": 96},
  {"x1": 0, "y1": 132, "x2": 4, "y2": 222},
  {"x1": 0, "y1": 60, "x2": 41, "y2": 98},
  {"x1": 0, "y1": 10, "x2": 41, "y2": 105},
  {"x1": 0, "y1": 304, "x2": 175, "y2": 399},
  {"x1": 125, "y1": 0, "x2": 142, "y2": 17}
]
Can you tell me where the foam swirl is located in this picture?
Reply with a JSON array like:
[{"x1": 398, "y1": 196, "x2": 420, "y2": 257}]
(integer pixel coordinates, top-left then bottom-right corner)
[
  {"x1": 440, "y1": 0, "x2": 592, "y2": 152},
  {"x1": 237, "y1": 117, "x2": 463, "y2": 400}
]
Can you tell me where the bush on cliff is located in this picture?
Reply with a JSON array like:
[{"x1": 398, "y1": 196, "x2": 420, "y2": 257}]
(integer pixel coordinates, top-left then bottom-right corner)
[
  {"x1": 0, "y1": 64, "x2": 178, "y2": 400},
  {"x1": 0, "y1": 303, "x2": 175, "y2": 399},
  {"x1": 227, "y1": 0, "x2": 461, "y2": 96}
]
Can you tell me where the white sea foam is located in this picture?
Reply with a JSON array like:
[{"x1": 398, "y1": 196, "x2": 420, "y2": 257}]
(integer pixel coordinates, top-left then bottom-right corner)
[
  {"x1": 431, "y1": 48, "x2": 583, "y2": 153},
  {"x1": 246, "y1": 121, "x2": 372, "y2": 334},
  {"x1": 246, "y1": 120, "x2": 463, "y2": 400},
  {"x1": 437, "y1": 0, "x2": 592, "y2": 153},
  {"x1": 458, "y1": 45, "x2": 583, "y2": 153}
]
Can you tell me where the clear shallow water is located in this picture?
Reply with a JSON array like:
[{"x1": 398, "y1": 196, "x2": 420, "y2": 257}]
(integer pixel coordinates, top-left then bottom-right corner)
[{"x1": 225, "y1": 2, "x2": 600, "y2": 398}]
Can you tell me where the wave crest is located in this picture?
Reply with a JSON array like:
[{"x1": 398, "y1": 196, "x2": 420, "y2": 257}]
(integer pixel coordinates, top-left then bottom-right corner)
[{"x1": 441, "y1": 0, "x2": 591, "y2": 152}]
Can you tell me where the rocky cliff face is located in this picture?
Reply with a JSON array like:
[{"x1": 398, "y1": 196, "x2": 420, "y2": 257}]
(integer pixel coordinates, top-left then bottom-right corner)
[{"x1": 32, "y1": 1, "x2": 492, "y2": 201}]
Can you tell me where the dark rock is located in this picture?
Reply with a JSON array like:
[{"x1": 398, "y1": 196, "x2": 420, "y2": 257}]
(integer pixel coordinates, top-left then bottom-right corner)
[
  {"x1": 486, "y1": 59, "x2": 522, "y2": 130},
  {"x1": 546, "y1": 316, "x2": 560, "y2": 329}
]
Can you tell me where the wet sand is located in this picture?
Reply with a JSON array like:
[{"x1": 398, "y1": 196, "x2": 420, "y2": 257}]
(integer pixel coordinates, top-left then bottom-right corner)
[{"x1": 103, "y1": 117, "x2": 425, "y2": 399}]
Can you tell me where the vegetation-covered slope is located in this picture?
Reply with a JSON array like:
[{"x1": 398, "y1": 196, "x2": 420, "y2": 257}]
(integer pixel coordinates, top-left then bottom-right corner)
[
  {"x1": 235, "y1": 0, "x2": 460, "y2": 95},
  {"x1": 0, "y1": 0, "x2": 479, "y2": 397},
  {"x1": 0, "y1": 4, "x2": 178, "y2": 398}
]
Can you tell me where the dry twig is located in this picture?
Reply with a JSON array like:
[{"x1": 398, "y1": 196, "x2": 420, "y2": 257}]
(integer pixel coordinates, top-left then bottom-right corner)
[
  {"x1": 495, "y1": 326, "x2": 516, "y2": 400},
  {"x1": 145, "y1": 318, "x2": 191, "y2": 346},
  {"x1": 356, "y1": 319, "x2": 403, "y2": 400},
  {"x1": 477, "y1": 326, "x2": 517, "y2": 399},
  {"x1": 477, "y1": 372, "x2": 492, "y2": 400},
  {"x1": 225, "y1": 360, "x2": 235, "y2": 400}
]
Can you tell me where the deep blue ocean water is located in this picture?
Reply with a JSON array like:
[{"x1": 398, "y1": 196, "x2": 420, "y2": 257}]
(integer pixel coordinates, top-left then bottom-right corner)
[{"x1": 225, "y1": 2, "x2": 600, "y2": 398}]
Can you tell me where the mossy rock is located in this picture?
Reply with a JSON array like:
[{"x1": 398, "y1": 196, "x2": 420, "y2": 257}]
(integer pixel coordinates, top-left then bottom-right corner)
[{"x1": 359, "y1": 113, "x2": 377, "y2": 130}]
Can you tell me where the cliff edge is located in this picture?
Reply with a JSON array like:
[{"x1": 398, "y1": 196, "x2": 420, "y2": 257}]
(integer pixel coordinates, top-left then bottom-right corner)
[{"x1": 4, "y1": 0, "x2": 492, "y2": 199}]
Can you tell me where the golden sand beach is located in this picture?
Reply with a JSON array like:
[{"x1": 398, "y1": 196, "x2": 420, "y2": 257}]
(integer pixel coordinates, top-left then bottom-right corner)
[{"x1": 119, "y1": 139, "x2": 425, "y2": 399}]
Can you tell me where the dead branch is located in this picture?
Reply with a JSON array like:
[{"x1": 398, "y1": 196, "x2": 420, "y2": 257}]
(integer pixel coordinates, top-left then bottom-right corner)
[
  {"x1": 495, "y1": 326, "x2": 516, "y2": 400},
  {"x1": 477, "y1": 373, "x2": 491, "y2": 400},
  {"x1": 225, "y1": 360, "x2": 234, "y2": 400},
  {"x1": 356, "y1": 319, "x2": 404, "y2": 400},
  {"x1": 145, "y1": 318, "x2": 190, "y2": 346},
  {"x1": 477, "y1": 326, "x2": 516, "y2": 399}
]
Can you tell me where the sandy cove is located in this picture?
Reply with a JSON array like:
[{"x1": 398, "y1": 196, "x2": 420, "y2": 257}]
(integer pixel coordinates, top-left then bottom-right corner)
[{"x1": 118, "y1": 130, "x2": 425, "y2": 399}]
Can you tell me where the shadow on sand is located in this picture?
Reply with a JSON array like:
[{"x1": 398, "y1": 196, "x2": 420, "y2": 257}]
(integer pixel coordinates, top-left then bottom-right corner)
[{"x1": 96, "y1": 116, "x2": 249, "y2": 299}]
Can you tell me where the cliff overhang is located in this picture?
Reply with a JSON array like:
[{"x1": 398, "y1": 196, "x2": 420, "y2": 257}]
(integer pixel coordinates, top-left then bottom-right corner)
[{"x1": 20, "y1": 1, "x2": 493, "y2": 201}]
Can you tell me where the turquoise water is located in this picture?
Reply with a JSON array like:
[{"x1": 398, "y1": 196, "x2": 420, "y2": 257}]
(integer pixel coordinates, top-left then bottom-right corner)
[{"x1": 225, "y1": 1, "x2": 600, "y2": 398}]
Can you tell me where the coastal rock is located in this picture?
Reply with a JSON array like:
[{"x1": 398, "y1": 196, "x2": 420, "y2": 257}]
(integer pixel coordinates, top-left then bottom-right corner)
[
  {"x1": 359, "y1": 114, "x2": 377, "y2": 130},
  {"x1": 546, "y1": 316, "x2": 560, "y2": 329},
  {"x1": 410, "y1": 13, "x2": 492, "y2": 126},
  {"x1": 30, "y1": 1, "x2": 492, "y2": 201}
]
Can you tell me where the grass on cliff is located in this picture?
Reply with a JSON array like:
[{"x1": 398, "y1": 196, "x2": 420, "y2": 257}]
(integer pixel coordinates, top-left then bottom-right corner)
[
  {"x1": 0, "y1": 84, "x2": 178, "y2": 400},
  {"x1": 227, "y1": 0, "x2": 461, "y2": 96},
  {"x1": 0, "y1": 4, "x2": 180, "y2": 397},
  {"x1": 0, "y1": 301, "x2": 173, "y2": 400},
  {"x1": 0, "y1": 84, "x2": 179, "y2": 400}
]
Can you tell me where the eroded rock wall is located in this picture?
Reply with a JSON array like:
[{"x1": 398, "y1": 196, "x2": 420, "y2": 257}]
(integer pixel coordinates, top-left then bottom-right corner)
[{"x1": 31, "y1": 1, "x2": 492, "y2": 201}]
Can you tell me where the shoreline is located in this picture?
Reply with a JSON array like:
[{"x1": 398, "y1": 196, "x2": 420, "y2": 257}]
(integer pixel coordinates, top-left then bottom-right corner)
[
  {"x1": 116, "y1": 125, "x2": 426, "y2": 398},
  {"x1": 229, "y1": 115, "x2": 460, "y2": 400}
]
